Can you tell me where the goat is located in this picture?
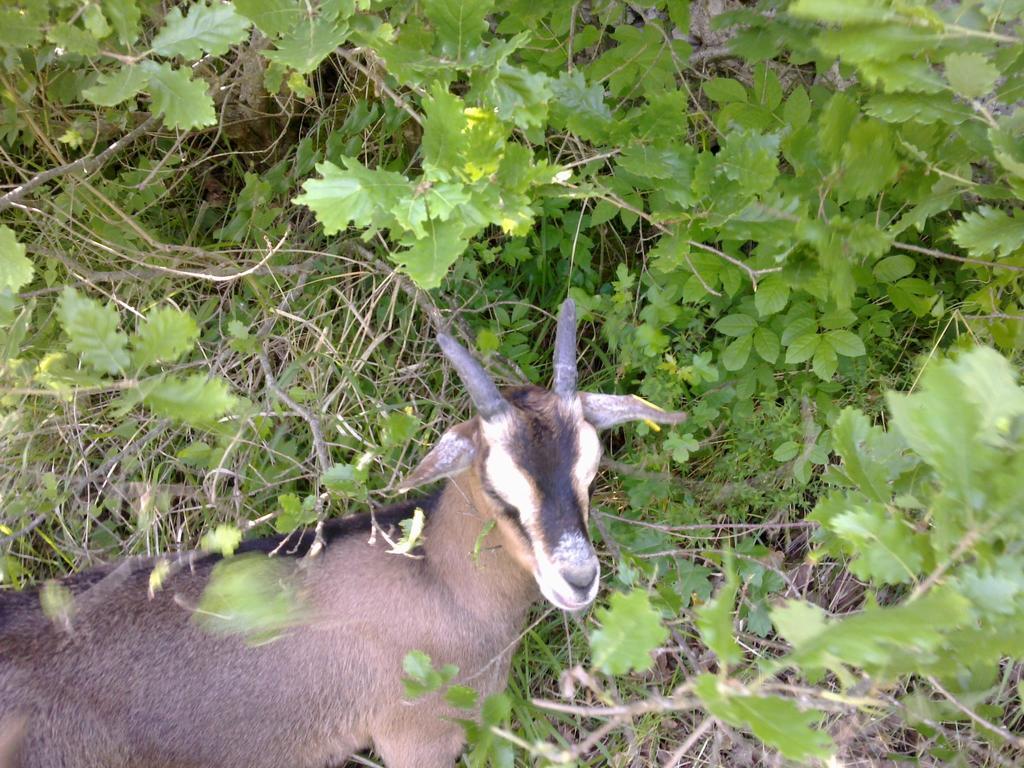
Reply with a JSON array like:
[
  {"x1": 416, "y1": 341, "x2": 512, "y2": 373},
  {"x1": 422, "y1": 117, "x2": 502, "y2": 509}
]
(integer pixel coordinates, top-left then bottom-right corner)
[{"x1": 0, "y1": 299, "x2": 685, "y2": 767}]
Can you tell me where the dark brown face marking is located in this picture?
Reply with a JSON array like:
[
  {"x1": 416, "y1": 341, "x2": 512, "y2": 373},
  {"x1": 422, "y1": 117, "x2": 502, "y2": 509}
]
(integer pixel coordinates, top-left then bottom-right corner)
[{"x1": 479, "y1": 387, "x2": 600, "y2": 554}]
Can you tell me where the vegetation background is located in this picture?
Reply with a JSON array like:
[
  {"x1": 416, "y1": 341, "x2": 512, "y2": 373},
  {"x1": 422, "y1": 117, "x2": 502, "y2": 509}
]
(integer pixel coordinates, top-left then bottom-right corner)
[{"x1": 1, "y1": 0, "x2": 1024, "y2": 764}]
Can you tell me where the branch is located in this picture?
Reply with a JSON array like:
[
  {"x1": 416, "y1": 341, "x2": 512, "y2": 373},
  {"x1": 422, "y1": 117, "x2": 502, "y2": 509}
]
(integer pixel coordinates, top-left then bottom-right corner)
[
  {"x1": 893, "y1": 241, "x2": 1024, "y2": 273},
  {"x1": 0, "y1": 115, "x2": 159, "y2": 212}
]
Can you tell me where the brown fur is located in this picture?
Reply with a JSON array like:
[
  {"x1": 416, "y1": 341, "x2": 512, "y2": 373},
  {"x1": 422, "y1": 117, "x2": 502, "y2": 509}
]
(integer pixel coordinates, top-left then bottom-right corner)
[{"x1": 0, "y1": 462, "x2": 537, "y2": 768}]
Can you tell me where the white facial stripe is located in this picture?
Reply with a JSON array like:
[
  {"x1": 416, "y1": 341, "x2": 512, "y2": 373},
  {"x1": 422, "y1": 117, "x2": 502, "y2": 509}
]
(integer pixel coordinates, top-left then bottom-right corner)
[{"x1": 484, "y1": 443, "x2": 539, "y2": 524}]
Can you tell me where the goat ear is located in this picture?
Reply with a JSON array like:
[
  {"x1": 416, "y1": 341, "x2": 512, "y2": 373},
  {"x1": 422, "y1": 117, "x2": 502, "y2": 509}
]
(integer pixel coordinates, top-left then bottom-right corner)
[
  {"x1": 395, "y1": 420, "x2": 478, "y2": 492},
  {"x1": 579, "y1": 392, "x2": 687, "y2": 430}
]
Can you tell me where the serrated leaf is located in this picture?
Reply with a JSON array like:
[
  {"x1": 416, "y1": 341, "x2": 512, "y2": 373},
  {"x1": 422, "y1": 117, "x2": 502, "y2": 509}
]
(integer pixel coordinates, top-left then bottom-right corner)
[
  {"x1": 103, "y1": 0, "x2": 142, "y2": 44},
  {"x1": 395, "y1": 218, "x2": 468, "y2": 290},
  {"x1": 234, "y1": 0, "x2": 302, "y2": 36},
  {"x1": 754, "y1": 275, "x2": 789, "y2": 316},
  {"x1": 718, "y1": 128, "x2": 780, "y2": 195},
  {"x1": 721, "y1": 335, "x2": 753, "y2": 371},
  {"x1": 694, "y1": 674, "x2": 834, "y2": 761},
  {"x1": 294, "y1": 158, "x2": 414, "y2": 235},
  {"x1": 144, "y1": 374, "x2": 236, "y2": 423},
  {"x1": 696, "y1": 559, "x2": 742, "y2": 666},
  {"x1": 47, "y1": 22, "x2": 99, "y2": 56},
  {"x1": 840, "y1": 119, "x2": 898, "y2": 198},
  {"x1": 132, "y1": 306, "x2": 199, "y2": 369},
  {"x1": 142, "y1": 62, "x2": 216, "y2": 130},
  {"x1": 813, "y1": 340, "x2": 838, "y2": 380},
  {"x1": 703, "y1": 78, "x2": 747, "y2": 103},
  {"x1": 830, "y1": 504, "x2": 927, "y2": 583},
  {"x1": 196, "y1": 554, "x2": 304, "y2": 641},
  {"x1": 825, "y1": 329, "x2": 865, "y2": 357},
  {"x1": 873, "y1": 254, "x2": 915, "y2": 282},
  {"x1": 201, "y1": 524, "x2": 242, "y2": 556},
  {"x1": 783, "y1": 85, "x2": 811, "y2": 129},
  {"x1": 753, "y1": 327, "x2": 779, "y2": 363},
  {"x1": 945, "y1": 53, "x2": 999, "y2": 98},
  {"x1": 83, "y1": 65, "x2": 150, "y2": 107},
  {"x1": 950, "y1": 206, "x2": 1024, "y2": 258},
  {"x1": 475, "y1": 63, "x2": 551, "y2": 130},
  {"x1": 715, "y1": 313, "x2": 757, "y2": 337},
  {"x1": 0, "y1": 225, "x2": 32, "y2": 293},
  {"x1": 152, "y1": 2, "x2": 251, "y2": 58},
  {"x1": 785, "y1": 332, "x2": 820, "y2": 364},
  {"x1": 774, "y1": 589, "x2": 970, "y2": 679},
  {"x1": 590, "y1": 589, "x2": 668, "y2": 675},
  {"x1": 264, "y1": 16, "x2": 350, "y2": 74},
  {"x1": 57, "y1": 287, "x2": 129, "y2": 375},
  {"x1": 423, "y1": 0, "x2": 492, "y2": 62},
  {"x1": 549, "y1": 70, "x2": 612, "y2": 141},
  {"x1": 832, "y1": 408, "x2": 892, "y2": 501}
]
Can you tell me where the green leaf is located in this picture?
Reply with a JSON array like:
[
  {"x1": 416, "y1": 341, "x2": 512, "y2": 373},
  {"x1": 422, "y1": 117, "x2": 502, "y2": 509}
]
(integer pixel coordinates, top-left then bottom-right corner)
[
  {"x1": 785, "y1": 332, "x2": 820, "y2": 364},
  {"x1": 782, "y1": 85, "x2": 811, "y2": 129},
  {"x1": 83, "y1": 65, "x2": 150, "y2": 107},
  {"x1": 873, "y1": 254, "x2": 915, "y2": 282},
  {"x1": 831, "y1": 408, "x2": 892, "y2": 502},
  {"x1": 132, "y1": 306, "x2": 199, "y2": 369},
  {"x1": 829, "y1": 504, "x2": 927, "y2": 584},
  {"x1": 395, "y1": 218, "x2": 468, "y2": 290},
  {"x1": 694, "y1": 674, "x2": 834, "y2": 761},
  {"x1": 721, "y1": 335, "x2": 753, "y2": 371},
  {"x1": 323, "y1": 460, "x2": 369, "y2": 499},
  {"x1": 57, "y1": 287, "x2": 129, "y2": 375},
  {"x1": 264, "y1": 16, "x2": 351, "y2": 74},
  {"x1": 103, "y1": 0, "x2": 142, "y2": 44},
  {"x1": 423, "y1": 0, "x2": 492, "y2": 62},
  {"x1": 790, "y1": 0, "x2": 895, "y2": 24},
  {"x1": 715, "y1": 313, "x2": 757, "y2": 337},
  {"x1": 144, "y1": 374, "x2": 236, "y2": 423},
  {"x1": 950, "y1": 206, "x2": 1024, "y2": 258},
  {"x1": 0, "y1": 226, "x2": 32, "y2": 293},
  {"x1": 754, "y1": 275, "x2": 789, "y2": 316},
  {"x1": 753, "y1": 327, "x2": 780, "y2": 363},
  {"x1": 152, "y1": 1, "x2": 251, "y2": 58},
  {"x1": 294, "y1": 158, "x2": 413, "y2": 235},
  {"x1": 774, "y1": 589, "x2": 971, "y2": 679},
  {"x1": 402, "y1": 650, "x2": 458, "y2": 698},
  {"x1": 718, "y1": 128, "x2": 780, "y2": 195},
  {"x1": 142, "y1": 62, "x2": 216, "y2": 130},
  {"x1": 196, "y1": 554, "x2": 304, "y2": 641},
  {"x1": 200, "y1": 524, "x2": 242, "y2": 556},
  {"x1": 703, "y1": 78, "x2": 747, "y2": 103},
  {"x1": 445, "y1": 684, "x2": 478, "y2": 709},
  {"x1": 234, "y1": 0, "x2": 302, "y2": 36},
  {"x1": 945, "y1": 53, "x2": 999, "y2": 98},
  {"x1": 773, "y1": 440, "x2": 800, "y2": 462},
  {"x1": 813, "y1": 340, "x2": 838, "y2": 380},
  {"x1": 825, "y1": 329, "x2": 865, "y2": 357},
  {"x1": 696, "y1": 558, "x2": 742, "y2": 667},
  {"x1": 549, "y1": 70, "x2": 612, "y2": 141},
  {"x1": 840, "y1": 119, "x2": 898, "y2": 198},
  {"x1": 590, "y1": 589, "x2": 668, "y2": 675}
]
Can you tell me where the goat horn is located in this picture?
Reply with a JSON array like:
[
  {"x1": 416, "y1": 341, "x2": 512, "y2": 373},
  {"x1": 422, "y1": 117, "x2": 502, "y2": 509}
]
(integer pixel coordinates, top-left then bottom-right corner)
[
  {"x1": 552, "y1": 298, "x2": 578, "y2": 398},
  {"x1": 437, "y1": 333, "x2": 508, "y2": 419}
]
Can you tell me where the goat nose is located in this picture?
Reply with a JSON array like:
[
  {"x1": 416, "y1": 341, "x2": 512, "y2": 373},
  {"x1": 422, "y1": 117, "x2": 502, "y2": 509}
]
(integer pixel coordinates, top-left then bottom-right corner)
[{"x1": 562, "y1": 560, "x2": 598, "y2": 591}]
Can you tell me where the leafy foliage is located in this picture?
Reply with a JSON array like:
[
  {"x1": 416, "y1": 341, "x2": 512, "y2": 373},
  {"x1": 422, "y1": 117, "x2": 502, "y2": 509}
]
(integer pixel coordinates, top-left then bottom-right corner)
[{"x1": 3, "y1": 0, "x2": 1024, "y2": 763}]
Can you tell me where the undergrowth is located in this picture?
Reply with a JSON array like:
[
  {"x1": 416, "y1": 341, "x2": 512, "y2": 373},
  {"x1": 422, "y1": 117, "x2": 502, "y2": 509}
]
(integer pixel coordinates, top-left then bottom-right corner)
[{"x1": 2, "y1": 0, "x2": 1024, "y2": 765}]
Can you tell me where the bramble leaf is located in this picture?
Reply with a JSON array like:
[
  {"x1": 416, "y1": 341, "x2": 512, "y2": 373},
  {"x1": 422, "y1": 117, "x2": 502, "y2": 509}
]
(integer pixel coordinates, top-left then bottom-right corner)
[
  {"x1": 694, "y1": 674, "x2": 834, "y2": 761},
  {"x1": 590, "y1": 589, "x2": 668, "y2": 675},
  {"x1": 950, "y1": 207, "x2": 1024, "y2": 258},
  {"x1": 57, "y1": 287, "x2": 130, "y2": 375},
  {"x1": 143, "y1": 62, "x2": 216, "y2": 129},
  {"x1": 152, "y1": 2, "x2": 251, "y2": 58},
  {"x1": 132, "y1": 306, "x2": 200, "y2": 369},
  {"x1": 83, "y1": 65, "x2": 150, "y2": 107},
  {"x1": 0, "y1": 226, "x2": 32, "y2": 293},
  {"x1": 144, "y1": 374, "x2": 236, "y2": 423}
]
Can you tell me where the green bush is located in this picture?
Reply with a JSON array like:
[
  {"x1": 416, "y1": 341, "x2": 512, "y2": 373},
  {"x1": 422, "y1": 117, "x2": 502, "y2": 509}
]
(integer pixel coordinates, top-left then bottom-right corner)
[{"x1": 1, "y1": 0, "x2": 1023, "y2": 763}]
